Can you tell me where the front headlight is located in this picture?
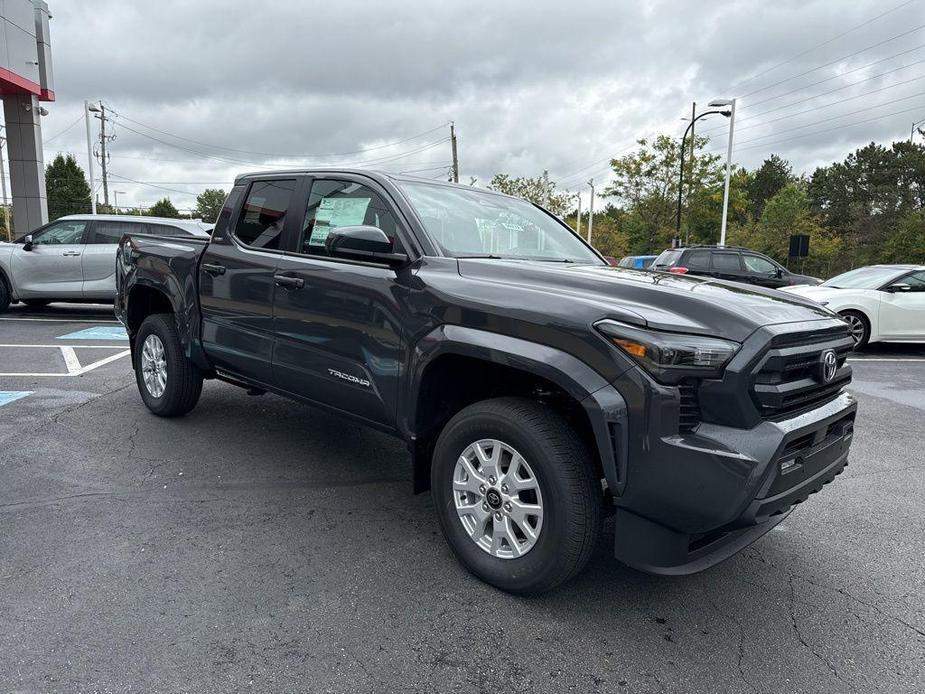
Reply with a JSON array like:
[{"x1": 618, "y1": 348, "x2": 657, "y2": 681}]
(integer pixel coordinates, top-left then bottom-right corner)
[{"x1": 595, "y1": 320, "x2": 740, "y2": 383}]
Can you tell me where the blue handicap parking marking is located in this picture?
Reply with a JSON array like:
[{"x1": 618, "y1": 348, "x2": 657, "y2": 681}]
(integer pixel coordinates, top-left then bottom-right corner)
[
  {"x1": 0, "y1": 391, "x2": 32, "y2": 407},
  {"x1": 58, "y1": 326, "x2": 128, "y2": 341}
]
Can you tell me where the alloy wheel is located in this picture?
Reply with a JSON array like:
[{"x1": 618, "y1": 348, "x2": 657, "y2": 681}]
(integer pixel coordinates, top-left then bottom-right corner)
[
  {"x1": 452, "y1": 439, "x2": 544, "y2": 559},
  {"x1": 141, "y1": 334, "x2": 168, "y2": 398}
]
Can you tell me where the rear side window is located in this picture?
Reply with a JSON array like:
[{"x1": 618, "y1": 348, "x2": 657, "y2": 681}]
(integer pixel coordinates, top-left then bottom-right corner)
[
  {"x1": 148, "y1": 223, "x2": 184, "y2": 237},
  {"x1": 233, "y1": 179, "x2": 297, "y2": 250},
  {"x1": 91, "y1": 220, "x2": 140, "y2": 244},
  {"x1": 685, "y1": 250, "x2": 710, "y2": 270},
  {"x1": 712, "y1": 252, "x2": 742, "y2": 271},
  {"x1": 653, "y1": 250, "x2": 681, "y2": 268}
]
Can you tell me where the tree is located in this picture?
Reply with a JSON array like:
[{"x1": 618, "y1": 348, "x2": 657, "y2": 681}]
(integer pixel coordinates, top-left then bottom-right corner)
[
  {"x1": 488, "y1": 170, "x2": 573, "y2": 216},
  {"x1": 194, "y1": 188, "x2": 226, "y2": 223},
  {"x1": 148, "y1": 197, "x2": 180, "y2": 218},
  {"x1": 45, "y1": 153, "x2": 91, "y2": 221},
  {"x1": 746, "y1": 154, "x2": 793, "y2": 220},
  {"x1": 883, "y1": 210, "x2": 925, "y2": 263}
]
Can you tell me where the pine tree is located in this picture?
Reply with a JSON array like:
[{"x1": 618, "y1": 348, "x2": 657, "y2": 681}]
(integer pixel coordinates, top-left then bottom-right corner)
[{"x1": 45, "y1": 154, "x2": 92, "y2": 221}]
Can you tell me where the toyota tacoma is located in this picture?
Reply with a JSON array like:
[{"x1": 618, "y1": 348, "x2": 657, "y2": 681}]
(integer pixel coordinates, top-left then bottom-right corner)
[{"x1": 115, "y1": 169, "x2": 857, "y2": 593}]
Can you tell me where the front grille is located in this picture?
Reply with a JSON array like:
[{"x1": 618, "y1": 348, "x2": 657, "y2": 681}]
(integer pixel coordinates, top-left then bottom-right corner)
[
  {"x1": 751, "y1": 326, "x2": 854, "y2": 420},
  {"x1": 678, "y1": 380, "x2": 701, "y2": 431}
]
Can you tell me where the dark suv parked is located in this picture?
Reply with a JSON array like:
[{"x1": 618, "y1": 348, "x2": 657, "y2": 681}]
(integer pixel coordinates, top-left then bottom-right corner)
[{"x1": 652, "y1": 246, "x2": 821, "y2": 288}]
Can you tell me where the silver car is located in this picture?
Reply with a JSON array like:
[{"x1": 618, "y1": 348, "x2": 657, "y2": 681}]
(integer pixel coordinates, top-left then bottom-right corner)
[{"x1": 0, "y1": 214, "x2": 211, "y2": 311}]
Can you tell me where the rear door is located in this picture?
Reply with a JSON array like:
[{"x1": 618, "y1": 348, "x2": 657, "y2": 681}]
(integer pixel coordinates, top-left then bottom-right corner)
[
  {"x1": 270, "y1": 175, "x2": 408, "y2": 427},
  {"x1": 10, "y1": 219, "x2": 87, "y2": 298},
  {"x1": 82, "y1": 219, "x2": 143, "y2": 300},
  {"x1": 199, "y1": 179, "x2": 297, "y2": 385},
  {"x1": 710, "y1": 251, "x2": 747, "y2": 283}
]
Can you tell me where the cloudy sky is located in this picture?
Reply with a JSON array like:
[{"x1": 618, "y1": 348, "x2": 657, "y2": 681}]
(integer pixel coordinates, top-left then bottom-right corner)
[{"x1": 27, "y1": 0, "x2": 925, "y2": 211}]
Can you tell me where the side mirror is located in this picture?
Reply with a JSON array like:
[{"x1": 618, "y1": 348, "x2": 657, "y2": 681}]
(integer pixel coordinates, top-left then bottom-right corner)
[
  {"x1": 775, "y1": 268, "x2": 784, "y2": 278},
  {"x1": 886, "y1": 282, "x2": 912, "y2": 293},
  {"x1": 325, "y1": 225, "x2": 408, "y2": 267},
  {"x1": 22, "y1": 234, "x2": 33, "y2": 251}
]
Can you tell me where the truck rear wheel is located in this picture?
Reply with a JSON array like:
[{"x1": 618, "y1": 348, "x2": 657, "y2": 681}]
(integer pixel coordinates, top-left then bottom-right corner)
[
  {"x1": 134, "y1": 314, "x2": 202, "y2": 417},
  {"x1": 431, "y1": 397, "x2": 601, "y2": 594}
]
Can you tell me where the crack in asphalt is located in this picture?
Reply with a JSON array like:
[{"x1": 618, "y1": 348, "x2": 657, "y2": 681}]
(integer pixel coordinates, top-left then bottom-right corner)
[{"x1": 787, "y1": 574, "x2": 852, "y2": 687}]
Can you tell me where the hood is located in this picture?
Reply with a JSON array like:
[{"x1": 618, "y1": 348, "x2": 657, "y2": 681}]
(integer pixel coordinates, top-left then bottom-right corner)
[
  {"x1": 780, "y1": 285, "x2": 837, "y2": 299},
  {"x1": 456, "y1": 260, "x2": 836, "y2": 343}
]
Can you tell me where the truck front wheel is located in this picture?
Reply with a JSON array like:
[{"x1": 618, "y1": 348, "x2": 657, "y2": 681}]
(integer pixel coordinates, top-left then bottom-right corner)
[
  {"x1": 134, "y1": 314, "x2": 202, "y2": 417},
  {"x1": 431, "y1": 397, "x2": 601, "y2": 594}
]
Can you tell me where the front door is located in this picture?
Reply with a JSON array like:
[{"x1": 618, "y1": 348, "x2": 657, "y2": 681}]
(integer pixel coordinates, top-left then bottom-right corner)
[
  {"x1": 82, "y1": 219, "x2": 140, "y2": 300},
  {"x1": 879, "y1": 270, "x2": 925, "y2": 339},
  {"x1": 271, "y1": 176, "x2": 407, "y2": 427},
  {"x1": 199, "y1": 179, "x2": 297, "y2": 385},
  {"x1": 10, "y1": 219, "x2": 88, "y2": 298}
]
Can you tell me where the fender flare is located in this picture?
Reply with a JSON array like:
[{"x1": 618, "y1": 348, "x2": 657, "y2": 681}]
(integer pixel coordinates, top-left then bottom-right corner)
[{"x1": 404, "y1": 324, "x2": 628, "y2": 495}]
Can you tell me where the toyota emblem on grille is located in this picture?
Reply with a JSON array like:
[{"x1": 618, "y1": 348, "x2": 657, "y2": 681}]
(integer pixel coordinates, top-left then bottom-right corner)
[{"x1": 819, "y1": 349, "x2": 838, "y2": 383}]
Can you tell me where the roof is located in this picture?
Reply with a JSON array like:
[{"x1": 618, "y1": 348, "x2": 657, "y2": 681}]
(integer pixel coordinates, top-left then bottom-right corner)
[{"x1": 58, "y1": 214, "x2": 212, "y2": 234}]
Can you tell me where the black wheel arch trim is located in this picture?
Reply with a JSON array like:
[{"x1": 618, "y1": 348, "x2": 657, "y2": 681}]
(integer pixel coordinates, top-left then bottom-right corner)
[{"x1": 403, "y1": 323, "x2": 629, "y2": 495}]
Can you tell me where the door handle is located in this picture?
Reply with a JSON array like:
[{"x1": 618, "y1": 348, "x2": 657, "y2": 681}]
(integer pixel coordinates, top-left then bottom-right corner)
[
  {"x1": 202, "y1": 263, "x2": 226, "y2": 276},
  {"x1": 273, "y1": 274, "x2": 305, "y2": 290},
  {"x1": 62, "y1": 250, "x2": 82, "y2": 256}
]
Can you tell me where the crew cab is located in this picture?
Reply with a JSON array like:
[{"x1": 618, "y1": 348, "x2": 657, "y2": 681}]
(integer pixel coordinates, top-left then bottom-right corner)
[{"x1": 115, "y1": 169, "x2": 857, "y2": 593}]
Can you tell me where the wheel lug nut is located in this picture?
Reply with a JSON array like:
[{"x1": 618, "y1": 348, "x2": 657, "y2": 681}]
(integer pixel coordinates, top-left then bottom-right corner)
[
  {"x1": 482, "y1": 503, "x2": 489, "y2": 511},
  {"x1": 504, "y1": 502, "x2": 512, "y2": 511},
  {"x1": 479, "y1": 484, "x2": 486, "y2": 493},
  {"x1": 489, "y1": 476, "x2": 496, "y2": 484},
  {"x1": 501, "y1": 484, "x2": 508, "y2": 494},
  {"x1": 494, "y1": 512, "x2": 503, "y2": 521}
]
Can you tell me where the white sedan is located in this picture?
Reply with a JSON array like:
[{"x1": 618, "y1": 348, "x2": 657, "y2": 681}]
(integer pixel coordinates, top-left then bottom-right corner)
[{"x1": 781, "y1": 264, "x2": 925, "y2": 348}]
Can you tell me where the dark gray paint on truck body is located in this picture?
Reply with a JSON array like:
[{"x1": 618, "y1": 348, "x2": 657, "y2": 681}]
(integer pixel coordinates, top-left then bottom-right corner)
[{"x1": 115, "y1": 169, "x2": 857, "y2": 575}]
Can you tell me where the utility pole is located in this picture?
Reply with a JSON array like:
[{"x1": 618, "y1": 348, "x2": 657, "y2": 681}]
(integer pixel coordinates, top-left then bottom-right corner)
[
  {"x1": 574, "y1": 193, "x2": 582, "y2": 238},
  {"x1": 0, "y1": 129, "x2": 10, "y2": 241},
  {"x1": 94, "y1": 102, "x2": 115, "y2": 207},
  {"x1": 710, "y1": 97, "x2": 737, "y2": 248},
  {"x1": 587, "y1": 179, "x2": 595, "y2": 245},
  {"x1": 450, "y1": 122, "x2": 459, "y2": 183},
  {"x1": 84, "y1": 100, "x2": 98, "y2": 214}
]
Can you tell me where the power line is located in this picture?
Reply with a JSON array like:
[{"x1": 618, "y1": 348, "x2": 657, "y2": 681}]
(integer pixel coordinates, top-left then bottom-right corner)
[
  {"x1": 739, "y1": 24, "x2": 925, "y2": 99},
  {"x1": 728, "y1": 0, "x2": 919, "y2": 94},
  {"x1": 107, "y1": 106, "x2": 451, "y2": 160},
  {"x1": 43, "y1": 114, "x2": 84, "y2": 144}
]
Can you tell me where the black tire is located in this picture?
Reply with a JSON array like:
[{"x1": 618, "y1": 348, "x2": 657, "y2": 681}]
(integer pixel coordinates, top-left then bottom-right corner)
[
  {"x1": 22, "y1": 299, "x2": 51, "y2": 308},
  {"x1": 0, "y1": 276, "x2": 9, "y2": 314},
  {"x1": 431, "y1": 397, "x2": 602, "y2": 594},
  {"x1": 134, "y1": 313, "x2": 203, "y2": 417},
  {"x1": 839, "y1": 310, "x2": 870, "y2": 349}
]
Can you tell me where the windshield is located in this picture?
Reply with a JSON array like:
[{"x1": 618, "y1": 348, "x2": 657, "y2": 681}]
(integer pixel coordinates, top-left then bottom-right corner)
[
  {"x1": 398, "y1": 182, "x2": 603, "y2": 264},
  {"x1": 822, "y1": 266, "x2": 905, "y2": 289},
  {"x1": 652, "y1": 250, "x2": 682, "y2": 267}
]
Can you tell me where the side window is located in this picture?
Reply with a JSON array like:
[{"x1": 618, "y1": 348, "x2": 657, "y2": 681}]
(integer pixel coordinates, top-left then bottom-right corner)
[
  {"x1": 91, "y1": 220, "x2": 141, "y2": 244},
  {"x1": 31, "y1": 220, "x2": 86, "y2": 245},
  {"x1": 902, "y1": 271, "x2": 925, "y2": 291},
  {"x1": 233, "y1": 179, "x2": 297, "y2": 250},
  {"x1": 712, "y1": 252, "x2": 742, "y2": 272},
  {"x1": 148, "y1": 224, "x2": 183, "y2": 237},
  {"x1": 685, "y1": 250, "x2": 710, "y2": 270},
  {"x1": 299, "y1": 180, "x2": 402, "y2": 257},
  {"x1": 743, "y1": 254, "x2": 777, "y2": 274}
]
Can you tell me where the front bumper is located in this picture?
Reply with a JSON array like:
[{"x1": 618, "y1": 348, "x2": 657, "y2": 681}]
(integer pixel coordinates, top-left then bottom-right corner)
[{"x1": 608, "y1": 388, "x2": 856, "y2": 575}]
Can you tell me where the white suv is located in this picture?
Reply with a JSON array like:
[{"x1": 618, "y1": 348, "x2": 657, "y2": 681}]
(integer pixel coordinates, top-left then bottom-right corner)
[{"x1": 0, "y1": 214, "x2": 210, "y2": 311}]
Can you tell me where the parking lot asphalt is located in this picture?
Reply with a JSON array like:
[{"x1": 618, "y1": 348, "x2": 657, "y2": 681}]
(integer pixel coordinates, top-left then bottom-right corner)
[{"x1": 1, "y1": 304, "x2": 923, "y2": 694}]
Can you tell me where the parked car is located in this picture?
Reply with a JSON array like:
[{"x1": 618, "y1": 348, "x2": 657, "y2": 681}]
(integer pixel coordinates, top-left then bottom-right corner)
[
  {"x1": 651, "y1": 245, "x2": 821, "y2": 288},
  {"x1": 0, "y1": 214, "x2": 211, "y2": 311},
  {"x1": 115, "y1": 169, "x2": 856, "y2": 594},
  {"x1": 617, "y1": 255, "x2": 658, "y2": 269},
  {"x1": 781, "y1": 264, "x2": 925, "y2": 348}
]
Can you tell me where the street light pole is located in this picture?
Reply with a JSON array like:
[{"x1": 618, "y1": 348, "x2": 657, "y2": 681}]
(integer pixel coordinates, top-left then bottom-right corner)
[
  {"x1": 0, "y1": 128, "x2": 10, "y2": 240},
  {"x1": 84, "y1": 100, "x2": 100, "y2": 214},
  {"x1": 575, "y1": 193, "x2": 582, "y2": 238},
  {"x1": 587, "y1": 179, "x2": 595, "y2": 245},
  {"x1": 675, "y1": 107, "x2": 730, "y2": 238},
  {"x1": 710, "y1": 98, "x2": 737, "y2": 248}
]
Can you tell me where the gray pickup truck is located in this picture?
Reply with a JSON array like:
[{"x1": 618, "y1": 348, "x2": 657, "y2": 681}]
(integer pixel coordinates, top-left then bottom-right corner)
[{"x1": 115, "y1": 169, "x2": 857, "y2": 593}]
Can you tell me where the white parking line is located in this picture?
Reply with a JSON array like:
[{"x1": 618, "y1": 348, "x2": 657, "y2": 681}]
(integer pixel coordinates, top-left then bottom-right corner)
[
  {"x1": 0, "y1": 317, "x2": 119, "y2": 323},
  {"x1": 848, "y1": 358, "x2": 925, "y2": 362},
  {"x1": 0, "y1": 344, "x2": 131, "y2": 377}
]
